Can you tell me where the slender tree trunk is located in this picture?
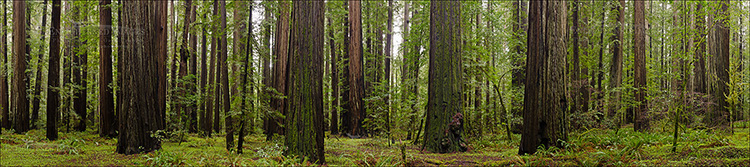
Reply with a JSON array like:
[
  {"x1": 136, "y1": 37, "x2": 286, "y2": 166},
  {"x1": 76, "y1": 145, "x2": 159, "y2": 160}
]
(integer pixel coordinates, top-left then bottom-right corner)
[
  {"x1": 238, "y1": 2, "x2": 253, "y2": 154},
  {"x1": 400, "y1": 1, "x2": 411, "y2": 139},
  {"x1": 572, "y1": 0, "x2": 580, "y2": 116},
  {"x1": 30, "y1": 0, "x2": 49, "y2": 129},
  {"x1": 340, "y1": 1, "x2": 352, "y2": 137},
  {"x1": 347, "y1": 0, "x2": 366, "y2": 137},
  {"x1": 261, "y1": 2, "x2": 272, "y2": 136},
  {"x1": 99, "y1": 0, "x2": 116, "y2": 137},
  {"x1": 284, "y1": 1, "x2": 325, "y2": 163},
  {"x1": 385, "y1": 0, "x2": 393, "y2": 142},
  {"x1": 328, "y1": 17, "x2": 339, "y2": 135},
  {"x1": 12, "y1": 1, "x2": 29, "y2": 134},
  {"x1": 47, "y1": 0, "x2": 61, "y2": 140},
  {"x1": 694, "y1": 2, "x2": 706, "y2": 94},
  {"x1": 179, "y1": 0, "x2": 194, "y2": 132},
  {"x1": 219, "y1": 0, "x2": 233, "y2": 151},
  {"x1": 424, "y1": 0, "x2": 463, "y2": 153},
  {"x1": 188, "y1": 2, "x2": 198, "y2": 133},
  {"x1": 0, "y1": 0, "x2": 8, "y2": 130},
  {"x1": 634, "y1": 0, "x2": 648, "y2": 132},
  {"x1": 200, "y1": 13, "x2": 210, "y2": 136},
  {"x1": 116, "y1": 1, "x2": 163, "y2": 155}
]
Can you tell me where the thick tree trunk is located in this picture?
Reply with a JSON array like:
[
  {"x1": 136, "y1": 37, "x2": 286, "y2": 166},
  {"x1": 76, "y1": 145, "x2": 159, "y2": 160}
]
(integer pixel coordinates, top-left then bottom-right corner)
[
  {"x1": 99, "y1": 0, "x2": 116, "y2": 137},
  {"x1": 47, "y1": 0, "x2": 61, "y2": 140},
  {"x1": 117, "y1": 1, "x2": 164, "y2": 155},
  {"x1": 423, "y1": 0, "x2": 464, "y2": 153},
  {"x1": 634, "y1": 0, "x2": 649, "y2": 132},
  {"x1": 188, "y1": 2, "x2": 198, "y2": 133},
  {"x1": 200, "y1": 15, "x2": 210, "y2": 136},
  {"x1": 346, "y1": 0, "x2": 366, "y2": 137},
  {"x1": 519, "y1": 0, "x2": 567, "y2": 155},
  {"x1": 12, "y1": 1, "x2": 29, "y2": 134},
  {"x1": 284, "y1": 1, "x2": 325, "y2": 163},
  {"x1": 693, "y1": 3, "x2": 706, "y2": 94}
]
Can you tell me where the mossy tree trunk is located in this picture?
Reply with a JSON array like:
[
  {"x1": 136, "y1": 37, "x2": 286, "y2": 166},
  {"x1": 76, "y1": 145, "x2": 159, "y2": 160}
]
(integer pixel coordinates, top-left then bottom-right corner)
[
  {"x1": 423, "y1": 0, "x2": 465, "y2": 154},
  {"x1": 284, "y1": 0, "x2": 325, "y2": 164}
]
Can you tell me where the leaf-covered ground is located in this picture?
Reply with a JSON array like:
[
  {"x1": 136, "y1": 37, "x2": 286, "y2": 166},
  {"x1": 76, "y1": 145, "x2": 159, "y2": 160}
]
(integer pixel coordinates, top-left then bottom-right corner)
[{"x1": 1, "y1": 125, "x2": 748, "y2": 166}]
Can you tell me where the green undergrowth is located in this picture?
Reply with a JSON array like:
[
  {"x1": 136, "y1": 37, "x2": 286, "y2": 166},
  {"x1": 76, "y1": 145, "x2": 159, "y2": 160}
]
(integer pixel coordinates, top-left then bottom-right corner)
[{"x1": 1, "y1": 127, "x2": 748, "y2": 166}]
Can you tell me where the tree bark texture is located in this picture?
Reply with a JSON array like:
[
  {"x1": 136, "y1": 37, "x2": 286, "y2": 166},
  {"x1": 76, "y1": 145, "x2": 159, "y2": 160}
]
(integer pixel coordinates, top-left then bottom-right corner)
[
  {"x1": 346, "y1": 0, "x2": 366, "y2": 137},
  {"x1": 12, "y1": 1, "x2": 29, "y2": 134},
  {"x1": 634, "y1": 0, "x2": 649, "y2": 132},
  {"x1": 116, "y1": 1, "x2": 164, "y2": 155},
  {"x1": 47, "y1": 0, "x2": 62, "y2": 140},
  {"x1": 284, "y1": 1, "x2": 325, "y2": 163},
  {"x1": 423, "y1": 0, "x2": 465, "y2": 154},
  {"x1": 268, "y1": 0, "x2": 290, "y2": 140},
  {"x1": 99, "y1": 0, "x2": 116, "y2": 138},
  {"x1": 519, "y1": 0, "x2": 567, "y2": 155}
]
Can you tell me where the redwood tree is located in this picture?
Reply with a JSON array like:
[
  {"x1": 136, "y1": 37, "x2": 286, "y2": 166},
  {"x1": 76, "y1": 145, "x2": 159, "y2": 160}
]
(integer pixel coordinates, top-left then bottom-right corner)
[
  {"x1": 346, "y1": 0, "x2": 366, "y2": 137},
  {"x1": 284, "y1": 1, "x2": 325, "y2": 163},
  {"x1": 633, "y1": 0, "x2": 648, "y2": 132},
  {"x1": 47, "y1": 0, "x2": 61, "y2": 140},
  {"x1": 519, "y1": 0, "x2": 568, "y2": 155},
  {"x1": 116, "y1": 1, "x2": 164, "y2": 155},
  {"x1": 12, "y1": 0, "x2": 29, "y2": 134},
  {"x1": 99, "y1": 0, "x2": 116, "y2": 137},
  {"x1": 423, "y1": 0, "x2": 464, "y2": 153},
  {"x1": 267, "y1": 0, "x2": 290, "y2": 140},
  {"x1": 1, "y1": 0, "x2": 9, "y2": 130}
]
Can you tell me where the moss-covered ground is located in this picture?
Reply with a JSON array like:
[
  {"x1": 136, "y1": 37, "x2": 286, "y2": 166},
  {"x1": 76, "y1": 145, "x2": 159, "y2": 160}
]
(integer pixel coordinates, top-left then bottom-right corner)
[{"x1": 1, "y1": 125, "x2": 748, "y2": 166}]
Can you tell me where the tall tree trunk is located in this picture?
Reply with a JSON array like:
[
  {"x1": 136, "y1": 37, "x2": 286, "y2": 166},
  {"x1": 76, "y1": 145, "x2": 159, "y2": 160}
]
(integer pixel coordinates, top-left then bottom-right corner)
[
  {"x1": 424, "y1": 0, "x2": 463, "y2": 153},
  {"x1": 261, "y1": 2, "x2": 272, "y2": 136},
  {"x1": 634, "y1": 0, "x2": 649, "y2": 132},
  {"x1": 694, "y1": 2, "x2": 706, "y2": 94},
  {"x1": 571, "y1": 0, "x2": 580, "y2": 116},
  {"x1": 188, "y1": 1, "x2": 198, "y2": 133},
  {"x1": 31, "y1": 0, "x2": 49, "y2": 129},
  {"x1": 0, "y1": 0, "x2": 8, "y2": 131},
  {"x1": 116, "y1": 1, "x2": 163, "y2": 155},
  {"x1": 179, "y1": 0, "x2": 194, "y2": 132},
  {"x1": 200, "y1": 13, "x2": 210, "y2": 136},
  {"x1": 47, "y1": 0, "x2": 62, "y2": 140},
  {"x1": 347, "y1": 0, "x2": 366, "y2": 137},
  {"x1": 385, "y1": 0, "x2": 393, "y2": 142},
  {"x1": 400, "y1": 1, "x2": 411, "y2": 139},
  {"x1": 72, "y1": 3, "x2": 87, "y2": 132},
  {"x1": 99, "y1": 0, "x2": 116, "y2": 137},
  {"x1": 510, "y1": 0, "x2": 527, "y2": 133},
  {"x1": 328, "y1": 17, "x2": 339, "y2": 135},
  {"x1": 219, "y1": 0, "x2": 233, "y2": 151},
  {"x1": 706, "y1": 0, "x2": 730, "y2": 129},
  {"x1": 156, "y1": 0, "x2": 168, "y2": 132},
  {"x1": 268, "y1": 0, "x2": 290, "y2": 140},
  {"x1": 237, "y1": 2, "x2": 253, "y2": 154},
  {"x1": 12, "y1": 1, "x2": 29, "y2": 134},
  {"x1": 285, "y1": 1, "x2": 325, "y2": 163},
  {"x1": 609, "y1": 0, "x2": 624, "y2": 120},
  {"x1": 519, "y1": 0, "x2": 567, "y2": 155}
]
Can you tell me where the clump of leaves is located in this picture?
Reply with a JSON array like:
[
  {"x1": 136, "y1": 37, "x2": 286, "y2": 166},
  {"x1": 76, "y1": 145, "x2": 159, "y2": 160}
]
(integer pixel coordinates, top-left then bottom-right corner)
[{"x1": 54, "y1": 138, "x2": 84, "y2": 155}]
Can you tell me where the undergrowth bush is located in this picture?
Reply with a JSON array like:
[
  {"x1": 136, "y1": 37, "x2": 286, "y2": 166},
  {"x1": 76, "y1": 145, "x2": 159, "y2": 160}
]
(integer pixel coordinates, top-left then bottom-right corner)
[{"x1": 143, "y1": 150, "x2": 185, "y2": 167}]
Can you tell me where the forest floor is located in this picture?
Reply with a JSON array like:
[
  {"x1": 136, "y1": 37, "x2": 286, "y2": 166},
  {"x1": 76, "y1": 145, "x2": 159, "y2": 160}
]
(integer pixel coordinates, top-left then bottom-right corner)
[{"x1": 1, "y1": 123, "x2": 749, "y2": 166}]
